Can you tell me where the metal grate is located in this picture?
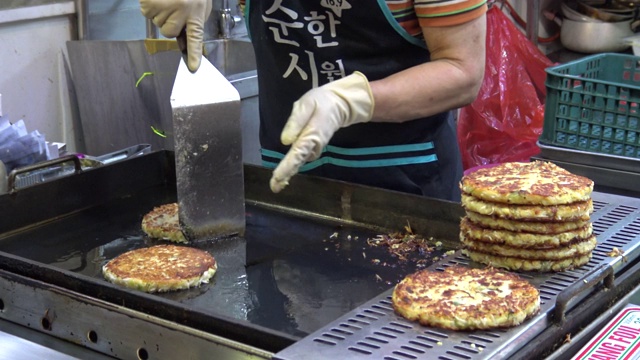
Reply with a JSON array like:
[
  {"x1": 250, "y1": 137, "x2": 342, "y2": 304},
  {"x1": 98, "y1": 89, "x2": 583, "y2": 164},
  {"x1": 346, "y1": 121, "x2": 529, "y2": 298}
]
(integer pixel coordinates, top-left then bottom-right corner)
[{"x1": 275, "y1": 192, "x2": 640, "y2": 360}]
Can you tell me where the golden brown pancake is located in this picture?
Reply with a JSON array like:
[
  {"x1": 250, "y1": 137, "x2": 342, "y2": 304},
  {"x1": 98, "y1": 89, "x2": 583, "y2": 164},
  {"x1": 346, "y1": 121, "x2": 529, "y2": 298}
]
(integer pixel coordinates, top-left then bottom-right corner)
[
  {"x1": 460, "y1": 161, "x2": 594, "y2": 205},
  {"x1": 462, "y1": 249, "x2": 592, "y2": 272},
  {"x1": 465, "y1": 211, "x2": 591, "y2": 234},
  {"x1": 461, "y1": 193, "x2": 593, "y2": 221},
  {"x1": 461, "y1": 234, "x2": 597, "y2": 260},
  {"x1": 460, "y1": 216, "x2": 594, "y2": 248},
  {"x1": 102, "y1": 245, "x2": 217, "y2": 292},
  {"x1": 392, "y1": 266, "x2": 540, "y2": 330},
  {"x1": 141, "y1": 203, "x2": 187, "y2": 243}
]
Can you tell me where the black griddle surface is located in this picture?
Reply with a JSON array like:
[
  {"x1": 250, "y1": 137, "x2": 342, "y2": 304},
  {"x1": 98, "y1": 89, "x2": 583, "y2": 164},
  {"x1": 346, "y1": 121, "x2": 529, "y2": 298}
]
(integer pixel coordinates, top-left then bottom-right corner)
[{"x1": 0, "y1": 182, "x2": 451, "y2": 339}]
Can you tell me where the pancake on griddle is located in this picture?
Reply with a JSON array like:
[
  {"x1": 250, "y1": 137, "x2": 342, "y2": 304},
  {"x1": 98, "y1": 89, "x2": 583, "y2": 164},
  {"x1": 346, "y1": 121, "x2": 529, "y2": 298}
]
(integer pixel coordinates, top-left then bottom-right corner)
[
  {"x1": 392, "y1": 266, "x2": 540, "y2": 330},
  {"x1": 465, "y1": 211, "x2": 590, "y2": 234},
  {"x1": 460, "y1": 235, "x2": 597, "y2": 260},
  {"x1": 141, "y1": 203, "x2": 187, "y2": 243},
  {"x1": 462, "y1": 249, "x2": 592, "y2": 272},
  {"x1": 460, "y1": 161, "x2": 593, "y2": 205},
  {"x1": 461, "y1": 194, "x2": 593, "y2": 221},
  {"x1": 102, "y1": 245, "x2": 217, "y2": 293},
  {"x1": 459, "y1": 161, "x2": 596, "y2": 272},
  {"x1": 460, "y1": 217, "x2": 593, "y2": 248}
]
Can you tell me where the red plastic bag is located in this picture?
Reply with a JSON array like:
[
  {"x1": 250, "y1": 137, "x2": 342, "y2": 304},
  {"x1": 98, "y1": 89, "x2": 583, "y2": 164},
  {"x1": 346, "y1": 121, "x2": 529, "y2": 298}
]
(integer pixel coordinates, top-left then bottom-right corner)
[{"x1": 457, "y1": 6, "x2": 554, "y2": 170}]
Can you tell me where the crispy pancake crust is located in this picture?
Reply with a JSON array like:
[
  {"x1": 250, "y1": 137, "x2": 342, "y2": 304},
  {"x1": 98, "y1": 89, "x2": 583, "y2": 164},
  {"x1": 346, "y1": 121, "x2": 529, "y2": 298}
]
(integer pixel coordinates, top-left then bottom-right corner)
[
  {"x1": 460, "y1": 161, "x2": 594, "y2": 205},
  {"x1": 462, "y1": 249, "x2": 592, "y2": 272},
  {"x1": 460, "y1": 217, "x2": 593, "y2": 248},
  {"x1": 392, "y1": 266, "x2": 540, "y2": 330},
  {"x1": 461, "y1": 194, "x2": 592, "y2": 221},
  {"x1": 141, "y1": 203, "x2": 187, "y2": 243},
  {"x1": 461, "y1": 234, "x2": 597, "y2": 260},
  {"x1": 465, "y1": 211, "x2": 590, "y2": 234},
  {"x1": 102, "y1": 245, "x2": 217, "y2": 293}
]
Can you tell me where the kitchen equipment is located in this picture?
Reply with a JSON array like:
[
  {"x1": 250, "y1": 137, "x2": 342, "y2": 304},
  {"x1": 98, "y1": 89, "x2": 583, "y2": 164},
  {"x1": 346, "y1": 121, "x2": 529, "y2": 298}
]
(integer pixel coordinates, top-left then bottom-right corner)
[
  {"x1": 170, "y1": 56, "x2": 245, "y2": 240},
  {"x1": 1, "y1": 150, "x2": 640, "y2": 359},
  {"x1": 559, "y1": 18, "x2": 637, "y2": 53},
  {"x1": 5, "y1": 144, "x2": 151, "y2": 191},
  {"x1": 66, "y1": 32, "x2": 258, "y2": 160},
  {"x1": 562, "y1": 1, "x2": 604, "y2": 22},
  {"x1": 577, "y1": 0, "x2": 635, "y2": 22},
  {"x1": 0, "y1": 150, "x2": 460, "y2": 357}
]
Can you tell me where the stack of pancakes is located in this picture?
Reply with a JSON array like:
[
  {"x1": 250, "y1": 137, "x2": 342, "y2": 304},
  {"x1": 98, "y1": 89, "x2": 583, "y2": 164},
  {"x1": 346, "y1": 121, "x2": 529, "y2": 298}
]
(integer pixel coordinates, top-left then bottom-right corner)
[{"x1": 459, "y1": 161, "x2": 596, "y2": 272}]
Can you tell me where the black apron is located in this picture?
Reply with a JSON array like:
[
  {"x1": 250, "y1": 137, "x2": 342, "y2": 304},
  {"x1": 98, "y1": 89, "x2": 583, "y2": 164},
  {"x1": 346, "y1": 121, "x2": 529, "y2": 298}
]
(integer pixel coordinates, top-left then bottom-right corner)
[{"x1": 245, "y1": 0, "x2": 463, "y2": 201}]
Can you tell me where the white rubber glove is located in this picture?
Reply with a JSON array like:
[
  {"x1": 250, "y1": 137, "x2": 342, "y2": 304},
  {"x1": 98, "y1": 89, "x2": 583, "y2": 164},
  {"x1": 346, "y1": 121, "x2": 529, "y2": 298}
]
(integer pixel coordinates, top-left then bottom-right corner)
[
  {"x1": 140, "y1": 0, "x2": 212, "y2": 72},
  {"x1": 270, "y1": 71, "x2": 375, "y2": 193}
]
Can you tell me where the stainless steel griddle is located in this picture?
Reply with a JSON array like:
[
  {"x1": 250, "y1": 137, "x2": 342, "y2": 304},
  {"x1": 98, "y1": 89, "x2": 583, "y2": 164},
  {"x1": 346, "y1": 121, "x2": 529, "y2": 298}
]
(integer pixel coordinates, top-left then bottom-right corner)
[
  {"x1": 276, "y1": 193, "x2": 640, "y2": 360},
  {"x1": 1, "y1": 150, "x2": 640, "y2": 359},
  {"x1": 0, "y1": 150, "x2": 459, "y2": 358}
]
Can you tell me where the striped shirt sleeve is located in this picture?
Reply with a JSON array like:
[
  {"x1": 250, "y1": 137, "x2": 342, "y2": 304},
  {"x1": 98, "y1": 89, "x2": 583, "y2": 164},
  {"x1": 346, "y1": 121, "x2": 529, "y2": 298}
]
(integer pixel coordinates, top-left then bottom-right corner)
[{"x1": 414, "y1": 0, "x2": 487, "y2": 27}]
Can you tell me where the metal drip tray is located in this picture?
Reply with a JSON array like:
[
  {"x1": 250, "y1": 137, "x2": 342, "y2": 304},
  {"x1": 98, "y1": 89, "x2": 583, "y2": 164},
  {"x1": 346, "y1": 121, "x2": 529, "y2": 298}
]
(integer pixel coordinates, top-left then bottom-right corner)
[
  {"x1": 276, "y1": 192, "x2": 640, "y2": 360},
  {"x1": 533, "y1": 142, "x2": 640, "y2": 196}
]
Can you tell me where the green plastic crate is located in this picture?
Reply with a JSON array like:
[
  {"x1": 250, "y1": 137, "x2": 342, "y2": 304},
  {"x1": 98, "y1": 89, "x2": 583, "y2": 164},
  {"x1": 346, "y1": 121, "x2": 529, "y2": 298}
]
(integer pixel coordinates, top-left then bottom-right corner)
[{"x1": 540, "y1": 53, "x2": 640, "y2": 159}]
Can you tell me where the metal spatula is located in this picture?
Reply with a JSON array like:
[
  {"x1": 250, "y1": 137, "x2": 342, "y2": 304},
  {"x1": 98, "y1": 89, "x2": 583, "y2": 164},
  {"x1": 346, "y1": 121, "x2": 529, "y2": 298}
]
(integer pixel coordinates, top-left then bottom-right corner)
[{"x1": 170, "y1": 54, "x2": 245, "y2": 240}]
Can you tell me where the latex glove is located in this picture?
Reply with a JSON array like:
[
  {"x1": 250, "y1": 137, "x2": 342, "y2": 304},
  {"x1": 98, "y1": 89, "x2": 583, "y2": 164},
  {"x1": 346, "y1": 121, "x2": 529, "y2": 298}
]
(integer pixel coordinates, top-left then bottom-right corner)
[
  {"x1": 270, "y1": 72, "x2": 375, "y2": 193},
  {"x1": 140, "y1": 0, "x2": 212, "y2": 72}
]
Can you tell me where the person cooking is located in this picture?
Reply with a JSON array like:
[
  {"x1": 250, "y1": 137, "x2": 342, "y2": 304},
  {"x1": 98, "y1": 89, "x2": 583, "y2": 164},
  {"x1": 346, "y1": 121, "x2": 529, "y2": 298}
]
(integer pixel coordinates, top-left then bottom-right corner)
[{"x1": 139, "y1": 0, "x2": 487, "y2": 202}]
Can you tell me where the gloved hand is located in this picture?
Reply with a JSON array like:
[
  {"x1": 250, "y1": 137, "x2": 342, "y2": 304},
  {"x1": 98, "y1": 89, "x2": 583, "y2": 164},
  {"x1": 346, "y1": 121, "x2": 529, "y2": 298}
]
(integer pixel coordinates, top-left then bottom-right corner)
[
  {"x1": 270, "y1": 71, "x2": 375, "y2": 193},
  {"x1": 140, "y1": 0, "x2": 212, "y2": 72}
]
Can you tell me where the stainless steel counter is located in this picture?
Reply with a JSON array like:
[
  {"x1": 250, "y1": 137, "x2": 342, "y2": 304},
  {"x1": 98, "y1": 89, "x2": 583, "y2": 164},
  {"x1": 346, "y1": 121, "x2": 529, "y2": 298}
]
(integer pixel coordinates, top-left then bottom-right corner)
[{"x1": 0, "y1": 320, "x2": 113, "y2": 360}]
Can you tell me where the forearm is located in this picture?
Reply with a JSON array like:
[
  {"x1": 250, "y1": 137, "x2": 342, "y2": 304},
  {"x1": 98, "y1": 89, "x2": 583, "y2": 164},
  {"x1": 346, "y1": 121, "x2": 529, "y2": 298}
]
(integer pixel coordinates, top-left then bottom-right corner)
[
  {"x1": 369, "y1": 15, "x2": 486, "y2": 123},
  {"x1": 369, "y1": 60, "x2": 482, "y2": 122}
]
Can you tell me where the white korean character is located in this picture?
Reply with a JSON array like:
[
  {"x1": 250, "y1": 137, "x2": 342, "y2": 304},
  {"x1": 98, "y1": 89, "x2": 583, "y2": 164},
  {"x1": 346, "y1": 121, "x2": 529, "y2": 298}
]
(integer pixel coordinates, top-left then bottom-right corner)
[
  {"x1": 304, "y1": 11, "x2": 340, "y2": 48},
  {"x1": 319, "y1": 60, "x2": 345, "y2": 82}
]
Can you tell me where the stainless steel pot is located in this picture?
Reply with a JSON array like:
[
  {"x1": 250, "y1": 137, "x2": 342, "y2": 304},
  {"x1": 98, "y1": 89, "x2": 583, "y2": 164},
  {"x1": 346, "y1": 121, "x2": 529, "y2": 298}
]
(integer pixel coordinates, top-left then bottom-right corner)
[
  {"x1": 560, "y1": 18, "x2": 639, "y2": 53},
  {"x1": 577, "y1": 0, "x2": 635, "y2": 22}
]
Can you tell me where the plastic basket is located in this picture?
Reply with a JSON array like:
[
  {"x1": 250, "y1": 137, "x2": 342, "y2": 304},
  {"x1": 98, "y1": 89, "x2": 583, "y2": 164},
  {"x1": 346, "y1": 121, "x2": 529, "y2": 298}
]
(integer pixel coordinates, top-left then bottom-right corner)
[{"x1": 540, "y1": 53, "x2": 640, "y2": 159}]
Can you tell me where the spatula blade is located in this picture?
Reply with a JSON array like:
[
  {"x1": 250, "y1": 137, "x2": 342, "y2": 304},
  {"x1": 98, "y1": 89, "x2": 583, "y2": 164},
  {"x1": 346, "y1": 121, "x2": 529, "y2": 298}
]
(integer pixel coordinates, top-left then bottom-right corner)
[{"x1": 170, "y1": 57, "x2": 245, "y2": 240}]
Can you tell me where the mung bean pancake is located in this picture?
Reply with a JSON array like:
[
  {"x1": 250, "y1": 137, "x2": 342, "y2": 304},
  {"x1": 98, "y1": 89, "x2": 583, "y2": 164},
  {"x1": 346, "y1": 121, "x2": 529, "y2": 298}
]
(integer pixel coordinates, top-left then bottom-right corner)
[
  {"x1": 461, "y1": 194, "x2": 593, "y2": 221},
  {"x1": 460, "y1": 217, "x2": 594, "y2": 248},
  {"x1": 462, "y1": 249, "x2": 592, "y2": 272},
  {"x1": 141, "y1": 203, "x2": 187, "y2": 243},
  {"x1": 465, "y1": 211, "x2": 591, "y2": 234},
  {"x1": 460, "y1": 234, "x2": 597, "y2": 260},
  {"x1": 392, "y1": 266, "x2": 540, "y2": 330},
  {"x1": 460, "y1": 161, "x2": 594, "y2": 205},
  {"x1": 102, "y1": 245, "x2": 217, "y2": 293}
]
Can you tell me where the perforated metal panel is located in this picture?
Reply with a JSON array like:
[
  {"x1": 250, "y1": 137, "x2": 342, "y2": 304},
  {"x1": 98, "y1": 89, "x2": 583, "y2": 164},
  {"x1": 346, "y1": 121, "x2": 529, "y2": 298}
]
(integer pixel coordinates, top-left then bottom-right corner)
[{"x1": 275, "y1": 192, "x2": 640, "y2": 360}]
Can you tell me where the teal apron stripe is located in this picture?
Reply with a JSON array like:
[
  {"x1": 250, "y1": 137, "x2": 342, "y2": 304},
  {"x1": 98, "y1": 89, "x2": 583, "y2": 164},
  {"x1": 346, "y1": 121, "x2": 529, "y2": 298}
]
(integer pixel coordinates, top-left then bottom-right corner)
[
  {"x1": 262, "y1": 154, "x2": 438, "y2": 171},
  {"x1": 261, "y1": 142, "x2": 435, "y2": 160},
  {"x1": 327, "y1": 142, "x2": 433, "y2": 155}
]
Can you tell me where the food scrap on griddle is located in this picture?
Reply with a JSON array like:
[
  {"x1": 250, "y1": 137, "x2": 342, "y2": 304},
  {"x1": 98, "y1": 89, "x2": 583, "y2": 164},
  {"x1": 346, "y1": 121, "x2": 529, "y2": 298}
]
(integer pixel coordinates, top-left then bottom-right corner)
[{"x1": 366, "y1": 222, "x2": 441, "y2": 265}]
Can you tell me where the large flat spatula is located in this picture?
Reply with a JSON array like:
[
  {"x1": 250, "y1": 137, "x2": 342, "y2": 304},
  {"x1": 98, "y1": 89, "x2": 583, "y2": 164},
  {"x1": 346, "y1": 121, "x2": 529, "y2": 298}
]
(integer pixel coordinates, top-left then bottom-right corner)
[{"x1": 170, "y1": 55, "x2": 245, "y2": 240}]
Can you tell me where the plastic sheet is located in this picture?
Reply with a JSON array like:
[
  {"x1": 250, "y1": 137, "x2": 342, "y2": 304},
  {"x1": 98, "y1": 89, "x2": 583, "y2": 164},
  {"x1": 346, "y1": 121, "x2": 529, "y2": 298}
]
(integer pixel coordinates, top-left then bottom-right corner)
[
  {"x1": 457, "y1": 6, "x2": 554, "y2": 169},
  {"x1": 0, "y1": 119, "x2": 49, "y2": 172}
]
